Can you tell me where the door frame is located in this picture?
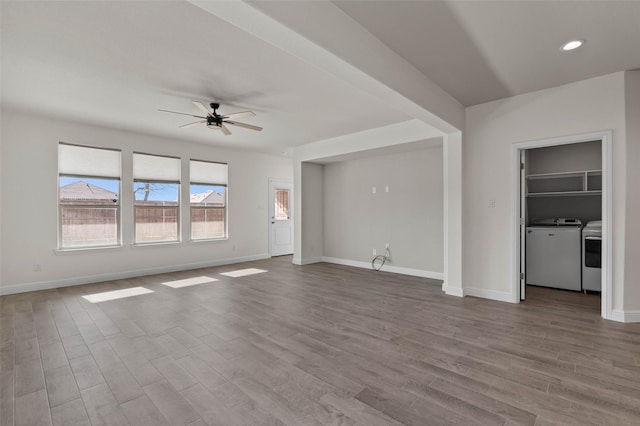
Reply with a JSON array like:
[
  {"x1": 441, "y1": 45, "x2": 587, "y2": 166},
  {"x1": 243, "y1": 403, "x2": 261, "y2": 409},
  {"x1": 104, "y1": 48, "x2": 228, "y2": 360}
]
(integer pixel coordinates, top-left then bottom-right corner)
[
  {"x1": 268, "y1": 178, "x2": 294, "y2": 257},
  {"x1": 511, "y1": 130, "x2": 612, "y2": 320}
]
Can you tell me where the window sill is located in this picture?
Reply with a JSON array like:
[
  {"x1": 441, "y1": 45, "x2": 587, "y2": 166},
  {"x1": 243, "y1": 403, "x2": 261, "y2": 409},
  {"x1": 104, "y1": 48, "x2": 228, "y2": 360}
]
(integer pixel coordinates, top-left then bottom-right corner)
[
  {"x1": 54, "y1": 245, "x2": 122, "y2": 255},
  {"x1": 131, "y1": 241, "x2": 181, "y2": 248},
  {"x1": 189, "y1": 237, "x2": 229, "y2": 244}
]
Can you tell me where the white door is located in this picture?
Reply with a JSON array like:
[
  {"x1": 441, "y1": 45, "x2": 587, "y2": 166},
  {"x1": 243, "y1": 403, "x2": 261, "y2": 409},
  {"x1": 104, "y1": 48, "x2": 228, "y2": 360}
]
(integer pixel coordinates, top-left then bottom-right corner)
[{"x1": 269, "y1": 179, "x2": 293, "y2": 256}]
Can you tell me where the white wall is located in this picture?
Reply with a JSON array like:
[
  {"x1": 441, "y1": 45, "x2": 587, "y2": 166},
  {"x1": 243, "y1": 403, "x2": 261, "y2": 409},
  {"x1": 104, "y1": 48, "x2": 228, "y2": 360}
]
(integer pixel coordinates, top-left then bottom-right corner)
[
  {"x1": 0, "y1": 109, "x2": 292, "y2": 293},
  {"x1": 464, "y1": 72, "x2": 628, "y2": 309},
  {"x1": 624, "y1": 71, "x2": 640, "y2": 314},
  {"x1": 300, "y1": 162, "x2": 324, "y2": 262},
  {"x1": 323, "y1": 145, "x2": 443, "y2": 275}
]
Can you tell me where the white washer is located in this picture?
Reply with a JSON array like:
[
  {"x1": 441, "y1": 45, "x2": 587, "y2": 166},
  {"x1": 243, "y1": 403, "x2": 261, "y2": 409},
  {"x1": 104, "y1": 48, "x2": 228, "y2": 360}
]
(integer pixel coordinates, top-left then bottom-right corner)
[
  {"x1": 526, "y1": 218, "x2": 583, "y2": 291},
  {"x1": 582, "y1": 221, "x2": 602, "y2": 292}
]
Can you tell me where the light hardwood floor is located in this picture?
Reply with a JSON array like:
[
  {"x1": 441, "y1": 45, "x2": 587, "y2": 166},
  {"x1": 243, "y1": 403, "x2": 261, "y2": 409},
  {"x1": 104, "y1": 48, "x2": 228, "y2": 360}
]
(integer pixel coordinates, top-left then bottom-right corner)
[{"x1": 1, "y1": 256, "x2": 639, "y2": 425}]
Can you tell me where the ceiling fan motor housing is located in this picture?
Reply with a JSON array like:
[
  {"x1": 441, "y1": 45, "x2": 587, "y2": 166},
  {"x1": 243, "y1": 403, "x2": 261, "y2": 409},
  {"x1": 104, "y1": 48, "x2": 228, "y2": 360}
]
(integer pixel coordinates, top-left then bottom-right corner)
[{"x1": 206, "y1": 117, "x2": 222, "y2": 127}]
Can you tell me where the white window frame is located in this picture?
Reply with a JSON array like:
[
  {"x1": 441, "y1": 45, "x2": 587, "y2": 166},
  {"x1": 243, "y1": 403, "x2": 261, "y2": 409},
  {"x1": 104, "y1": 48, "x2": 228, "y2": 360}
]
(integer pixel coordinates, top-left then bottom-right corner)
[
  {"x1": 57, "y1": 143, "x2": 122, "y2": 250},
  {"x1": 189, "y1": 160, "x2": 228, "y2": 241},
  {"x1": 133, "y1": 153, "x2": 181, "y2": 245}
]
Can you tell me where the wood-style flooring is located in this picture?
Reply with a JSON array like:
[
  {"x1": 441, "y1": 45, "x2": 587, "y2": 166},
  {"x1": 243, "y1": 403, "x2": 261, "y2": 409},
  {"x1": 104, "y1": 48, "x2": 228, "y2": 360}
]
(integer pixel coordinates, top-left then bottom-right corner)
[{"x1": 1, "y1": 256, "x2": 639, "y2": 425}]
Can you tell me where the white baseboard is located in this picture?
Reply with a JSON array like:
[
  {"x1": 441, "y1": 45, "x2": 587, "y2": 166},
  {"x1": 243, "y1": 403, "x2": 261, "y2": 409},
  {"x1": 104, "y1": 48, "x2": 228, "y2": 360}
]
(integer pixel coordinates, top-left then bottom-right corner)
[
  {"x1": 611, "y1": 309, "x2": 640, "y2": 323},
  {"x1": 0, "y1": 253, "x2": 270, "y2": 296},
  {"x1": 443, "y1": 285, "x2": 464, "y2": 297},
  {"x1": 321, "y1": 257, "x2": 444, "y2": 280},
  {"x1": 464, "y1": 287, "x2": 515, "y2": 303},
  {"x1": 292, "y1": 257, "x2": 321, "y2": 265}
]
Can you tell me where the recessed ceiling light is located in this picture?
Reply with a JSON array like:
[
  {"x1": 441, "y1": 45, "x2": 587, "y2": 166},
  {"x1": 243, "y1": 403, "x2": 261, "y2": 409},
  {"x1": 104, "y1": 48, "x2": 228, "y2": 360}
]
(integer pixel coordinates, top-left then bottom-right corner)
[{"x1": 561, "y1": 39, "x2": 585, "y2": 51}]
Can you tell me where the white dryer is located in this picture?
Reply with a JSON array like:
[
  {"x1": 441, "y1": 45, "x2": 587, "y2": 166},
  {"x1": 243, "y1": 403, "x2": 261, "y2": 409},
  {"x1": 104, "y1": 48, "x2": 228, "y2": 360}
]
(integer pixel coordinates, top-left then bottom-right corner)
[{"x1": 582, "y1": 220, "x2": 602, "y2": 292}]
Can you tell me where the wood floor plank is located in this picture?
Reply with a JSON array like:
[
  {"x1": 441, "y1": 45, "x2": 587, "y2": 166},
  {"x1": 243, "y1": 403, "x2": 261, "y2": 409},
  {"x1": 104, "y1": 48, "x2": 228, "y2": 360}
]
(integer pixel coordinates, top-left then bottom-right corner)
[
  {"x1": 151, "y1": 355, "x2": 198, "y2": 391},
  {"x1": 44, "y1": 365, "x2": 80, "y2": 408},
  {"x1": 175, "y1": 354, "x2": 227, "y2": 393},
  {"x1": 15, "y1": 389, "x2": 52, "y2": 426},
  {"x1": 0, "y1": 366, "x2": 15, "y2": 426},
  {"x1": 69, "y1": 354, "x2": 105, "y2": 390},
  {"x1": 119, "y1": 351, "x2": 164, "y2": 387},
  {"x1": 143, "y1": 380, "x2": 201, "y2": 426},
  {"x1": 40, "y1": 341, "x2": 69, "y2": 372},
  {"x1": 60, "y1": 335, "x2": 91, "y2": 361},
  {"x1": 51, "y1": 398, "x2": 91, "y2": 426},
  {"x1": 120, "y1": 394, "x2": 170, "y2": 426},
  {"x1": 179, "y1": 383, "x2": 246, "y2": 426},
  {"x1": 15, "y1": 357, "x2": 45, "y2": 397},
  {"x1": 2, "y1": 257, "x2": 640, "y2": 425},
  {"x1": 80, "y1": 383, "x2": 129, "y2": 426}
]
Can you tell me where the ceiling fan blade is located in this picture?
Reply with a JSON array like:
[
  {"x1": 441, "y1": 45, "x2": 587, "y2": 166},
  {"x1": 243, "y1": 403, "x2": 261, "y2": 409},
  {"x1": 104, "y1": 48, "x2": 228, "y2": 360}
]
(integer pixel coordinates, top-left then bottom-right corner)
[
  {"x1": 192, "y1": 100, "x2": 212, "y2": 117},
  {"x1": 179, "y1": 120, "x2": 206, "y2": 129},
  {"x1": 224, "y1": 120, "x2": 263, "y2": 132},
  {"x1": 221, "y1": 111, "x2": 255, "y2": 120},
  {"x1": 159, "y1": 109, "x2": 207, "y2": 119},
  {"x1": 220, "y1": 123, "x2": 232, "y2": 136}
]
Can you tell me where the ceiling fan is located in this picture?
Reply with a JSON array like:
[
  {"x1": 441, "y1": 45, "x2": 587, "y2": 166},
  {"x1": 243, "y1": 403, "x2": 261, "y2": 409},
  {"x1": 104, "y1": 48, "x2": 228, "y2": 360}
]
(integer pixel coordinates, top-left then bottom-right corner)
[{"x1": 159, "y1": 100, "x2": 262, "y2": 136}]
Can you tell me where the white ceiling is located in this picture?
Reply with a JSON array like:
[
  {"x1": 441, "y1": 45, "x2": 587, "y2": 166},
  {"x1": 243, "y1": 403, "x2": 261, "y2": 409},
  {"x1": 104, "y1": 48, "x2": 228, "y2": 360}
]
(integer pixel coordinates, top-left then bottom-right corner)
[
  {"x1": 2, "y1": 1, "x2": 639, "y2": 152},
  {"x1": 0, "y1": 1, "x2": 409, "y2": 153},
  {"x1": 334, "y1": 0, "x2": 640, "y2": 106}
]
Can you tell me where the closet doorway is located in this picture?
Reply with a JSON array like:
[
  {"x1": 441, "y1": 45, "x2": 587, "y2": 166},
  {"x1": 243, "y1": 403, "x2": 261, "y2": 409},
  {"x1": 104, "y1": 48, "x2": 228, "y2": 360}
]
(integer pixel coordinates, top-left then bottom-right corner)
[{"x1": 512, "y1": 131, "x2": 612, "y2": 319}]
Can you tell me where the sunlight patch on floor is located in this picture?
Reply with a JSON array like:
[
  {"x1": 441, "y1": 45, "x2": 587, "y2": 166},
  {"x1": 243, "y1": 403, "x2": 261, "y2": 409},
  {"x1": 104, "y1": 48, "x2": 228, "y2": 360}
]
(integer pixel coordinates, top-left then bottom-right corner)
[
  {"x1": 82, "y1": 286, "x2": 154, "y2": 303},
  {"x1": 162, "y1": 276, "x2": 219, "y2": 288},
  {"x1": 220, "y1": 268, "x2": 268, "y2": 278}
]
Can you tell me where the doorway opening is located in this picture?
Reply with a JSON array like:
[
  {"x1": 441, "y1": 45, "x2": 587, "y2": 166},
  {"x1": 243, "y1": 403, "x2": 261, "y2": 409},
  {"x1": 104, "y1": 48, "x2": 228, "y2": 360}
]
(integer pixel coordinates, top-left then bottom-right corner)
[{"x1": 512, "y1": 131, "x2": 612, "y2": 319}]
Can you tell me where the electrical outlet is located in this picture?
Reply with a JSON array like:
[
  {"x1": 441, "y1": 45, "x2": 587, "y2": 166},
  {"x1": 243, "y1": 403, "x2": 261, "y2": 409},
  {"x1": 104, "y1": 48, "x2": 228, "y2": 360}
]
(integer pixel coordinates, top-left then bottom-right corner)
[
  {"x1": 385, "y1": 185, "x2": 389, "y2": 193},
  {"x1": 372, "y1": 186, "x2": 377, "y2": 194},
  {"x1": 33, "y1": 263, "x2": 41, "y2": 272},
  {"x1": 489, "y1": 198, "x2": 496, "y2": 208},
  {"x1": 372, "y1": 249, "x2": 377, "y2": 256},
  {"x1": 385, "y1": 243, "x2": 390, "y2": 249}
]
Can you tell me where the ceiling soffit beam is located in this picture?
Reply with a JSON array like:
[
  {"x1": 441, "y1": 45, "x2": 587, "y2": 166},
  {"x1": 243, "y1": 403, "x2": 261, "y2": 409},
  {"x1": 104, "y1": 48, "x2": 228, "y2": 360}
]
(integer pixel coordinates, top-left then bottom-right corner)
[
  {"x1": 187, "y1": 0, "x2": 463, "y2": 136},
  {"x1": 294, "y1": 119, "x2": 443, "y2": 162}
]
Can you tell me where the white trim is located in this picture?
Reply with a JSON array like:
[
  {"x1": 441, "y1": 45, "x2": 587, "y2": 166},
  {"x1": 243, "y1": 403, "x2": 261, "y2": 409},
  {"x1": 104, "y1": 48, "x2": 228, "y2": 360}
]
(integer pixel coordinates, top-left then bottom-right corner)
[
  {"x1": 321, "y1": 257, "x2": 444, "y2": 280},
  {"x1": 292, "y1": 257, "x2": 303, "y2": 266},
  {"x1": 611, "y1": 310, "x2": 640, "y2": 323},
  {"x1": 443, "y1": 285, "x2": 464, "y2": 297},
  {"x1": 511, "y1": 130, "x2": 613, "y2": 319},
  {"x1": 464, "y1": 287, "x2": 515, "y2": 303},
  {"x1": 0, "y1": 253, "x2": 269, "y2": 296},
  {"x1": 510, "y1": 144, "x2": 523, "y2": 303},
  {"x1": 601, "y1": 135, "x2": 613, "y2": 320},
  {"x1": 297, "y1": 257, "x2": 322, "y2": 265},
  {"x1": 54, "y1": 245, "x2": 122, "y2": 255}
]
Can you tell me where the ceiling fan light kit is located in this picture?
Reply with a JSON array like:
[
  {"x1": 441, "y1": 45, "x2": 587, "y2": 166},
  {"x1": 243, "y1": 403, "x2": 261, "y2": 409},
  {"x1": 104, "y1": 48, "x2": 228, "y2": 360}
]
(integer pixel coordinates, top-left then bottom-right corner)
[{"x1": 159, "y1": 100, "x2": 262, "y2": 136}]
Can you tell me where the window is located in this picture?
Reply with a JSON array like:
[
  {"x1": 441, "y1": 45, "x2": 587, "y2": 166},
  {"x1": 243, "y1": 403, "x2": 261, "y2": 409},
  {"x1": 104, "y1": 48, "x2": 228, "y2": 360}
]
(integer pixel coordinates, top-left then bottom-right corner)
[
  {"x1": 190, "y1": 160, "x2": 227, "y2": 240},
  {"x1": 133, "y1": 153, "x2": 180, "y2": 244},
  {"x1": 58, "y1": 143, "x2": 121, "y2": 249},
  {"x1": 274, "y1": 189, "x2": 290, "y2": 220}
]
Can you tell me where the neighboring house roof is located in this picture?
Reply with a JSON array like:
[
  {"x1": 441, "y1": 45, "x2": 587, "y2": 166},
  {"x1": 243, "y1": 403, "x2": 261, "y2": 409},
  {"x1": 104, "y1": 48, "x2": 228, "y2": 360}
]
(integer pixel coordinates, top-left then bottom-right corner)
[
  {"x1": 190, "y1": 190, "x2": 224, "y2": 206},
  {"x1": 60, "y1": 181, "x2": 118, "y2": 203}
]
